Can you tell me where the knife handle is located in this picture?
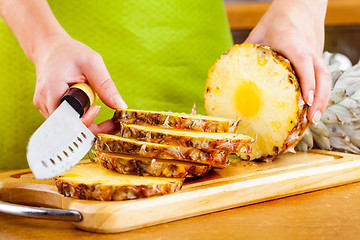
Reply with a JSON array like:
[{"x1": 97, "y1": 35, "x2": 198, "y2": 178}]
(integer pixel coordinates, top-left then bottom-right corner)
[{"x1": 61, "y1": 83, "x2": 98, "y2": 117}]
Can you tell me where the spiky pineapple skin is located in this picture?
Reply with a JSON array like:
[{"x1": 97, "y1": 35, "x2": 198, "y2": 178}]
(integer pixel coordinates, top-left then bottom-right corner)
[
  {"x1": 55, "y1": 179, "x2": 182, "y2": 201},
  {"x1": 204, "y1": 43, "x2": 308, "y2": 161},
  {"x1": 118, "y1": 123, "x2": 253, "y2": 153},
  {"x1": 113, "y1": 109, "x2": 239, "y2": 133},
  {"x1": 55, "y1": 163, "x2": 183, "y2": 201},
  {"x1": 95, "y1": 134, "x2": 228, "y2": 168},
  {"x1": 93, "y1": 151, "x2": 212, "y2": 178}
]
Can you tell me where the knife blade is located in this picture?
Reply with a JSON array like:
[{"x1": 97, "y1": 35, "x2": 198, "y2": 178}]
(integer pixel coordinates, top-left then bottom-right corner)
[{"x1": 26, "y1": 83, "x2": 97, "y2": 179}]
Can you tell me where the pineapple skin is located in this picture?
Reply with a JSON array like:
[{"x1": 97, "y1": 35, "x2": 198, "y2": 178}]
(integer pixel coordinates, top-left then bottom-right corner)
[
  {"x1": 113, "y1": 109, "x2": 239, "y2": 133},
  {"x1": 251, "y1": 46, "x2": 308, "y2": 160},
  {"x1": 93, "y1": 151, "x2": 212, "y2": 178},
  {"x1": 204, "y1": 44, "x2": 308, "y2": 161},
  {"x1": 55, "y1": 178, "x2": 183, "y2": 201},
  {"x1": 95, "y1": 134, "x2": 228, "y2": 168},
  {"x1": 119, "y1": 123, "x2": 253, "y2": 153}
]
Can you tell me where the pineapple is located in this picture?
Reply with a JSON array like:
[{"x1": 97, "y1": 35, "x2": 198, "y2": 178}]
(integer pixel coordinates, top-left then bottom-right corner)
[
  {"x1": 113, "y1": 109, "x2": 239, "y2": 133},
  {"x1": 296, "y1": 52, "x2": 360, "y2": 153},
  {"x1": 55, "y1": 162, "x2": 183, "y2": 201},
  {"x1": 92, "y1": 151, "x2": 212, "y2": 178},
  {"x1": 204, "y1": 43, "x2": 308, "y2": 161},
  {"x1": 95, "y1": 134, "x2": 229, "y2": 168},
  {"x1": 118, "y1": 123, "x2": 254, "y2": 153}
]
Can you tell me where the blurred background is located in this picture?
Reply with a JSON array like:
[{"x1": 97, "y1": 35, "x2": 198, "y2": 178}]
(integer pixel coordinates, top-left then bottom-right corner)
[{"x1": 225, "y1": 0, "x2": 360, "y2": 64}]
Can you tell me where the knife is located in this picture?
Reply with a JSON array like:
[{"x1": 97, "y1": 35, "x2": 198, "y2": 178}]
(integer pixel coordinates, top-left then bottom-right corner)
[{"x1": 27, "y1": 83, "x2": 97, "y2": 179}]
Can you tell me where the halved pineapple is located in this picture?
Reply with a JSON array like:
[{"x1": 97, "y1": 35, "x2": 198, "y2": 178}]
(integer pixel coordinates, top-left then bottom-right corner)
[
  {"x1": 119, "y1": 123, "x2": 254, "y2": 153},
  {"x1": 93, "y1": 151, "x2": 212, "y2": 178},
  {"x1": 55, "y1": 162, "x2": 184, "y2": 201},
  {"x1": 204, "y1": 43, "x2": 308, "y2": 160}
]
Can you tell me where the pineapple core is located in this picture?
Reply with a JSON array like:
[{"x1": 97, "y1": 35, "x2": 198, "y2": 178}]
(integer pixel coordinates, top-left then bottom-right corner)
[{"x1": 234, "y1": 81, "x2": 261, "y2": 117}]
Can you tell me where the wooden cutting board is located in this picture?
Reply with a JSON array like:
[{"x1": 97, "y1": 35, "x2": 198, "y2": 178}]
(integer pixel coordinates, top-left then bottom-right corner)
[{"x1": 1, "y1": 150, "x2": 360, "y2": 233}]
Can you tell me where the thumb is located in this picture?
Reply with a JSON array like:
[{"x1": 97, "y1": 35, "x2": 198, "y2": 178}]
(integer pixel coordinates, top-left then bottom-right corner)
[{"x1": 82, "y1": 53, "x2": 127, "y2": 109}]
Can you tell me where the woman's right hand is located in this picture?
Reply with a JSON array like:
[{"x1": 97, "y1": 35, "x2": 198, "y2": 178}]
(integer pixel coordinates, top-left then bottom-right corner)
[{"x1": 32, "y1": 33, "x2": 127, "y2": 135}]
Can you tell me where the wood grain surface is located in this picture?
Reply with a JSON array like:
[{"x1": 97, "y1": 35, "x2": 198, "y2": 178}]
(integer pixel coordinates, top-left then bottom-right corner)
[
  {"x1": 1, "y1": 180, "x2": 360, "y2": 239},
  {"x1": 226, "y1": 0, "x2": 360, "y2": 29},
  {"x1": 1, "y1": 150, "x2": 360, "y2": 234}
]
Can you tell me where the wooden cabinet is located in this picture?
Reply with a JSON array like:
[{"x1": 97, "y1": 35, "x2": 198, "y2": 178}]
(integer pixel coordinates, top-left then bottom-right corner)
[{"x1": 226, "y1": 0, "x2": 360, "y2": 30}]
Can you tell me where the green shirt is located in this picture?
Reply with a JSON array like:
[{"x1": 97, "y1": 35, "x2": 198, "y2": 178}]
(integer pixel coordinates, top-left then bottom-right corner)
[{"x1": 0, "y1": 0, "x2": 233, "y2": 169}]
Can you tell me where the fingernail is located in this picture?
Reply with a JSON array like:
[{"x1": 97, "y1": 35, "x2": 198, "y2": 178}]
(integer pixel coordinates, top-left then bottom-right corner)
[
  {"x1": 307, "y1": 90, "x2": 314, "y2": 106},
  {"x1": 112, "y1": 94, "x2": 128, "y2": 109},
  {"x1": 95, "y1": 105, "x2": 101, "y2": 116},
  {"x1": 312, "y1": 110, "x2": 321, "y2": 125}
]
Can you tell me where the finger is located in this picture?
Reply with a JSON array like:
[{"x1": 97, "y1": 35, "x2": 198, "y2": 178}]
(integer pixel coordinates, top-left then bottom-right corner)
[
  {"x1": 81, "y1": 53, "x2": 127, "y2": 109},
  {"x1": 37, "y1": 98, "x2": 50, "y2": 118},
  {"x1": 80, "y1": 105, "x2": 101, "y2": 128},
  {"x1": 39, "y1": 109, "x2": 48, "y2": 118},
  {"x1": 88, "y1": 119, "x2": 120, "y2": 135},
  {"x1": 45, "y1": 82, "x2": 71, "y2": 116},
  {"x1": 308, "y1": 57, "x2": 331, "y2": 124},
  {"x1": 273, "y1": 41, "x2": 316, "y2": 107}
]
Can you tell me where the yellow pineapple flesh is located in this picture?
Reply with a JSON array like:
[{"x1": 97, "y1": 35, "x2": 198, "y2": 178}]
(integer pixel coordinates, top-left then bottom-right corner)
[
  {"x1": 204, "y1": 43, "x2": 308, "y2": 160},
  {"x1": 95, "y1": 134, "x2": 229, "y2": 168},
  {"x1": 55, "y1": 162, "x2": 184, "y2": 201},
  {"x1": 92, "y1": 151, "x2": 212, "y2": 178},
  {"x1": 113, "y1": 109, "x2": 239, "y2": 133},
  {"x1": 119, "y1": 123, "x2": 254, "y2": 153}
]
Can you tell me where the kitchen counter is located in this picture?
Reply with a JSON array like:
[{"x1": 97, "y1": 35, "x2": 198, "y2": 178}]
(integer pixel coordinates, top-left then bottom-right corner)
[{"x1": 1, "y1": 178, "x2": 360, "y2": 239}]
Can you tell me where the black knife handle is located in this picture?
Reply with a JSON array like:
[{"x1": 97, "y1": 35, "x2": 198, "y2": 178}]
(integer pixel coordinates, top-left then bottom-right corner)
[{"x1": 60, "y1": 83, "x2": 97, "y2": 117}]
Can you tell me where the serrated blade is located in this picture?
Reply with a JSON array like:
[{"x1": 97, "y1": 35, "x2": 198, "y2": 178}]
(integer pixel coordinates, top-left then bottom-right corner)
[{"x1": 27, "y1": 101, "x2": 95, "y2": 179}]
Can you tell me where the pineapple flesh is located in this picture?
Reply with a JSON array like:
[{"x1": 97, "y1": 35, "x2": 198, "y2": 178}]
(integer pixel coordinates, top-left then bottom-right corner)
[
  {"x1": 119, "y1": 123, "x2": 254, "y2": 153},
  {"x1": 55, "y1": 162, "x2": 184, "y2": 201},
  {"x1": 204, "y1": 43, "x2": 308, "y2": 160},
  {"x1": 113, "y1": 109, "x2": 239, "y2": 133},
  {"x1": 95, "y1": 134, "x2": 229, "y2": 168},
  {"x1": 93, "y1": 151, "x2": 212, "y2": 178}
]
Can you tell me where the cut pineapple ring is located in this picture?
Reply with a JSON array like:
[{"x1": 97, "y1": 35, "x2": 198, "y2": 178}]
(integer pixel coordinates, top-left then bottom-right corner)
[
  {"x1": 55, "y1": 162, "x2": 184, "y2": 201},
  {"x1": 204, "y1": 43, "x2": 308, "y2": 160}
]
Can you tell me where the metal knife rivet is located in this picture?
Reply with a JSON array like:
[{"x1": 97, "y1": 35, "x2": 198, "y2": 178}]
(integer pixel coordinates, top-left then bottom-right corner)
[{"x1": 50, "y1": 158, "x2": 55, "y2": 165}]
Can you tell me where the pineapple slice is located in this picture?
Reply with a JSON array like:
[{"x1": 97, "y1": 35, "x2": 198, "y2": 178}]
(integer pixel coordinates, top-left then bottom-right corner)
[
  {"x1": 204, "y1": 44, "x2": 308, "y2": 160},
  {"x1": 119, "y1": 123, "x2": 254, "y2": 153},
  {"x1": 95, "y1": 134, "x2": 228, "y2": 168},
  {"x1": 93, "y1": 151, "x2": 212, "y2": 178},
  {"x1": 113, "y1": 109, "x2": 239, "y2": 133},
  {"x1": 55, "y1": 162, "x2": 183, "y2": 201}
]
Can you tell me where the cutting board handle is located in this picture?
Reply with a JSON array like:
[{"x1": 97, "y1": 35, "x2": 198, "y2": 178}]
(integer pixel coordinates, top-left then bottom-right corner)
[
  {"x1": 0, "y1": 200, "x2": 82, "y2": 222},
  {"x1": 60, "y1": 83, "x2": 98, "y2": 117}
]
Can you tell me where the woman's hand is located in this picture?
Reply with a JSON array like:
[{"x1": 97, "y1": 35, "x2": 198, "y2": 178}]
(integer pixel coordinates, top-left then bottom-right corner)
[
  {"x1": 0, "y1": 0, "x2": 127, "y2": 135},
  {"x1": 245, "y1": 0, "x2": 330, "y2": 124},
  {"x1": 33, "y1": 34, "x2": 127, "y2": 135}
]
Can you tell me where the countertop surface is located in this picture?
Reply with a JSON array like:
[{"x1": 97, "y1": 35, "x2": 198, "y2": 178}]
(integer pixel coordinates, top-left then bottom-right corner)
[{"x1": 1, "y1": 179, "x2": 360, "y2": 240}]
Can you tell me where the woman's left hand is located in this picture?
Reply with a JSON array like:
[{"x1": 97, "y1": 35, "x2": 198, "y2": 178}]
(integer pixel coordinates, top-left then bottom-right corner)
[{"x1": 245, "y1": 0, "x2": 330, "y2": 124}]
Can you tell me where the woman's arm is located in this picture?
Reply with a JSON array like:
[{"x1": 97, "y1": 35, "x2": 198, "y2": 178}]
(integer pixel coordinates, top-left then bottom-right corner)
[
  {"x1": 246, "y1": 0, "x2": 330, "y2": 124},
  {"x1": 0, "y1": 0, "x2": 127, "y2": 134}
]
